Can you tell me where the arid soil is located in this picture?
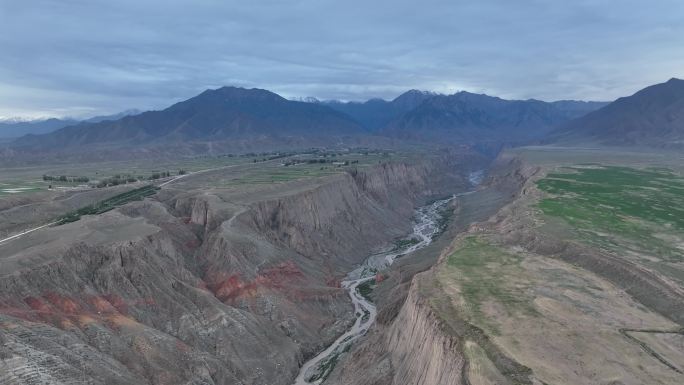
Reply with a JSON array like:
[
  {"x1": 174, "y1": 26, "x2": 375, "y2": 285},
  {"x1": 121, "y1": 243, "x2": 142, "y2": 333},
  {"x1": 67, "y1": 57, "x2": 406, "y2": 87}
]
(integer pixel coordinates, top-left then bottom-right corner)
[{"x1": 0, "y1": 150, "x2": 484, "y2": 384}]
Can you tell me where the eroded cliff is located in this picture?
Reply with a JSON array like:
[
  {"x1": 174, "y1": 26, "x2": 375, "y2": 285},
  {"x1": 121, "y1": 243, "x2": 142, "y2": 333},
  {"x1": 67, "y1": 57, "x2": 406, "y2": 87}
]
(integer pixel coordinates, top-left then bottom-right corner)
[{"x1": 0, "y1": 151, "x2": 482, "y2": 385}]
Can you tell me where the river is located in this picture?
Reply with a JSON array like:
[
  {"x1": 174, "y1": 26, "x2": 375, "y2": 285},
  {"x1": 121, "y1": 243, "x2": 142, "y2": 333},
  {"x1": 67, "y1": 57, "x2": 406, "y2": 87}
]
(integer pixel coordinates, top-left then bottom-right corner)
[{"x1": 294, "y1": 172, "x2": 482, "y2": 384}]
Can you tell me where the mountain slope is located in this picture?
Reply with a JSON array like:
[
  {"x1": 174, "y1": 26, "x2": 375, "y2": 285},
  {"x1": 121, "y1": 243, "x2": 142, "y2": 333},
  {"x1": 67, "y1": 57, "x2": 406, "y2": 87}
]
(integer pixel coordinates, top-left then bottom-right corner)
[
  {"x1": 0, "y1": 118, "x2": 78, "y2": 138},
  {"x1": 83, "y1": 109, "x2": 142, "y2": 123},
  {"x1": 15, "y1": 87, "x2": 364, "y2": 148},
  {"x1": 0, "y1": 110, "x2": 142, "y2": 139},
  {"x1": 550, "y1": 78, "x2": 684, "y2": 147},
  {"x1": 382, "y1": 92, "x2": 606, "y2": 143},
  {"x1": 321, "y1": 90, "x2": 436, "y2": 131}
]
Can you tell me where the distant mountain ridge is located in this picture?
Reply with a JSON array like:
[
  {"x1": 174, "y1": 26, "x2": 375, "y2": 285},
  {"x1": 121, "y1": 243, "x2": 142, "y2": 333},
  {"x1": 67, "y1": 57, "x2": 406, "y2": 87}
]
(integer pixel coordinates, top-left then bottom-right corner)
[
  {"x1": 14, "y1": 87, "x2": 364, "y2": 148},
  {"x1": 549, "y1": 78, "x2": 684, "y2": 147},
  {"x1": 0, "y1": 110, "x2": 141, "y2": 139},
  {"x1": 83, "y1": 109, "x2": 141, "y2": 123},
  {"x1": 9, "y1": 85, "x2": 611, "y2": 157},
  {"x1": 320, "y1": 90, "x2": 437, "y2": 131},
  {"x1": 380, "y1": 91, "x2": 607, "y2": 143},
  {"x1": 0, "y1": 118, "x2": 78, "y2": 138}
]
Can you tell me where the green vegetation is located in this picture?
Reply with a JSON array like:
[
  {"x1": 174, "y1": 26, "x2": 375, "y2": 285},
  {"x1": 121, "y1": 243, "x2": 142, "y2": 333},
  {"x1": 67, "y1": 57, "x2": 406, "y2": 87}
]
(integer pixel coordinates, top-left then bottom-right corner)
[
  {"x1": 282, "y1": 158, "x2": 359, "y2": 167},
  {"x1": 358, "y1": 266, "x2": 378, "y2": 279},
  {"x1": 443, "y1": 237, "x2": 536, "y2": 334},
  {"x1": 423, "y1": 275, "x2": 535, "y2": 383},
  {"x1": 56, "y1": 185, "x2": 159, "y2": 225},
  {"x1": 433, "y1": 205, "x2": 454, "y2": 239},
  {"x1": 0, "y1": 147, "x2": 414, "y2": 195},
  {"x1": 536, "y1": 166, "x2": 684, "y2": 262},
  {"x1": 0, "y1": 182, "x2": 42, "y2": 196},
  {"x1": 356, "y1": 279, "x2": 376, "y2": 301},
  {"x1": 96, "y1": 171, "x2": 173, "y2": 188},
  {"x1": 307, "y1": 342, "x2": 353, "y2": 383},
  {"x1": 393, "y1": 237, "x2": 421, "y2": 251},
  {"x1": 229, "y1": 151, "x2": 403, "y2": 185},
  {"x1": 43, "y1": 175, "x2": 89, "y2": 183},
  {"x1": 229, "y1": 166, "x2": 340, "y2": 184},
  {"x1": 361, "y1": 308, "x2": 371, "y2": 322}
]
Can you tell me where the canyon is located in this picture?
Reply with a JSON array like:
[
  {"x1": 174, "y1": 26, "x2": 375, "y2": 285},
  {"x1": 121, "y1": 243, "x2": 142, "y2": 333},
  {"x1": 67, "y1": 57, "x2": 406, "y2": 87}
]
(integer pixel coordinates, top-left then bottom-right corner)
[
  {"x1": 0, "y1": 149, "x2": 491, "y2": 384},
  {"x1": 3, "y1": 146, "x2": 684, "y2": 385},
  {"x1": 324, "y1": 149, "x2": 684, "y2": 385}
]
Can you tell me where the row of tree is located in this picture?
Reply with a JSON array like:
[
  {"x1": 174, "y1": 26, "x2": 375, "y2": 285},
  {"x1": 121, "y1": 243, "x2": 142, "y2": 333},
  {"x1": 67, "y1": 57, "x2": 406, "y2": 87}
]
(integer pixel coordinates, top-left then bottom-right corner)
[
  {"x1": 95, "y1": 170, "x2": 184, "y2": 188},
  {"x1": 45, "y1": 169, "x2": 189, "y2": 187},
  {"x1": 43, "y1": 175, "x2": 90, "y2": 183},
  {"x1": 282, "y1": 159, "x2": 359, "y2": 167}
]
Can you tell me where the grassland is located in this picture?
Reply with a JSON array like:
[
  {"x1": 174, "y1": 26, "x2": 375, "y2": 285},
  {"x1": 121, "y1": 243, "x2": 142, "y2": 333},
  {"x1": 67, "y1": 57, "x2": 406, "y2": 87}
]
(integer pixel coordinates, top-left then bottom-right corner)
[
  {"x1": 537, "y1": 165, "x2": 684, "y2": 267},
  {"x1": 0, "y1": 155, "x2": 251, "y2": 195},
  {"x1": 440, "y1": 236, "x2": 536, "y2": 334},
  {"x1": 429, "y1": 150, "x2": 684, "y2": 385},
  {"x1": 433, "y1": 233, "x2": 682, "y2": 384},
  {"x1": 0, "y1": 149, "x2": 407, "y2": 194},
  {"x1": 0, "y1": 181, "x2": 43, "y2": 196}
]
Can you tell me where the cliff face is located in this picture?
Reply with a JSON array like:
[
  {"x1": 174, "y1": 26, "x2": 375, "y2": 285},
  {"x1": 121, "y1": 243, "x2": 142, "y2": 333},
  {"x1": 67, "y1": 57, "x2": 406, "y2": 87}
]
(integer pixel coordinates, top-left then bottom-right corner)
[
  {"x1": 0, "y1": 153, "x2": 480, "y2": 385},
  {"x1": 242, "y1": 162, "x2": 442, "y2": 267},
  {"x1": 383, "y1": 284, "x2": 466, "y2": 385},
  {"x1": 325, "y1": 155, "x2": 531, "y2": 385},
  {"x1": 327, "y1": 150, "x2": 684, "y2": 385}
]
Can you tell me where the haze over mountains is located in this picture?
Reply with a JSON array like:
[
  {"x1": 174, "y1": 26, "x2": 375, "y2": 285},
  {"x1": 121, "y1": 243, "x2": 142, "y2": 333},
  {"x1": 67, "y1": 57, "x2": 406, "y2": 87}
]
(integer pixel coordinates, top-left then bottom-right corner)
[
  {"x1": 14, "y1": 88, "x2": 362, "y2": 148},
  {"x1": 0, "y1": 118, "x2": 79, "y2": 139},
  {"x1": 0, "y1": 110, "x2": 141, "y2": 139},
  {"x1": 7, "y1": 77, "x2": 684, "y2": 160},
  {"x1": 10, "y1": 88, "x2": 605, "y2": 149}
]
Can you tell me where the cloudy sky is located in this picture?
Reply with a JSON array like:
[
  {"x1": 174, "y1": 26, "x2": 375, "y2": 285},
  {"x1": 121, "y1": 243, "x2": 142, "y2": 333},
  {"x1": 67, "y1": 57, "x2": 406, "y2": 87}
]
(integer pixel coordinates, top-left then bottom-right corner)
[{"x1": 1, "y1": 0, "x2": 683, "y2": 119}]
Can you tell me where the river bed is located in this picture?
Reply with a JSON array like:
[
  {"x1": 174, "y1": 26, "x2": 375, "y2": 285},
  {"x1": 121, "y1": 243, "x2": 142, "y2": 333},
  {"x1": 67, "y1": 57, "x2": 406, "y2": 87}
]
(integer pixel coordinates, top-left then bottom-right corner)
[{"x1": 293, "y1": 186, "x2": 476, "y2": 384}]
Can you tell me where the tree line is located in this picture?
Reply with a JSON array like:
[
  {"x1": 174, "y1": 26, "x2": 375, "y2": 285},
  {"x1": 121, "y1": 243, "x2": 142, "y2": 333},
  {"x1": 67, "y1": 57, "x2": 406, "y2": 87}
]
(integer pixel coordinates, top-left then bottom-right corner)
[{"x1": 45, "y1": 170, "x2": 186, "y2": 189}]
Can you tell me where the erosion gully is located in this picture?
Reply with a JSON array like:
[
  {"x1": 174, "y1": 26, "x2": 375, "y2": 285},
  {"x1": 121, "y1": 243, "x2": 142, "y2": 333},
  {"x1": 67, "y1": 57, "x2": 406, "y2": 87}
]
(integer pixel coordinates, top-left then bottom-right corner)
[{"x1": 294, "y1": 171, "x2": 484, "y2": 384}]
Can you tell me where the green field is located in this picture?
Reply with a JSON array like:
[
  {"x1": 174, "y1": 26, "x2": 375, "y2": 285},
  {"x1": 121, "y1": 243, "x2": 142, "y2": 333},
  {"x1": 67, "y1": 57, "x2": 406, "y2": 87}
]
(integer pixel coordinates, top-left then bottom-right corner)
[
  {"x1": 0, "y1": 181, "x2": 43, "y2": 196},
  {"x1": 442, "y1": 236, "x2": 537, "y2": 334},
  {"x1": 223, "y1": 152, "x2": 404, "y2": 185},
  {"x1": 227, "y1": 163, "x2": 342, "y2": 184},
  {"x1": 537, "y1": 166, "x2": 684, "y2": 262},
  {"x1": 0, "y1": 149, "x2": 406, "y2": 194},
  {"x1": 56, "y1": 185, "x2": 159, "y2": 225}
]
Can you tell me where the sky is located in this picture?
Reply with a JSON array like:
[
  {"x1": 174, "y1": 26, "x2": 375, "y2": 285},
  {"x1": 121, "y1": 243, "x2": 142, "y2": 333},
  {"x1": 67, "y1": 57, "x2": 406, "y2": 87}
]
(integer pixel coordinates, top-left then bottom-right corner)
[{"x1": 1, "y1": 0, "x2": 683, "y2": 119}]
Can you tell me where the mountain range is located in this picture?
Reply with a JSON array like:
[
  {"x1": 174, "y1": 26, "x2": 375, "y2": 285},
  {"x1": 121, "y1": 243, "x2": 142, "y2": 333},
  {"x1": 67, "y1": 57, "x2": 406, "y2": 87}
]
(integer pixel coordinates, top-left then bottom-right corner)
[
  {"x1": 14, "y1": 88, "x2": 362, "y2": 148},
  {"x1": 9, "y1": 78, "x2": 684, "y2": 157},
  {"x1": 0, "y1": 110, "x2": 140, "y2": 139},
  {"x1": 381, "y1": 92, "x2": 606, "y2": 143},
  {"x1": 549, "y1": 78, "x2": 684, "y2": 147},
  {"x1": 320, "y1": 90, "x2": 437, "y2": 131},
  {"x1": 0, "y1": 118, "x2": 79, "y2": 138}
]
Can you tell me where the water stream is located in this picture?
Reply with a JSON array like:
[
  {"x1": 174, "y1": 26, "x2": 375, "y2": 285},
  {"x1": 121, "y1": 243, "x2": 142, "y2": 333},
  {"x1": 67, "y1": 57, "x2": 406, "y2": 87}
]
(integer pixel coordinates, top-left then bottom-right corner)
[{"x1": 293, "y1": 172, "x2": 482, "y2": 384}]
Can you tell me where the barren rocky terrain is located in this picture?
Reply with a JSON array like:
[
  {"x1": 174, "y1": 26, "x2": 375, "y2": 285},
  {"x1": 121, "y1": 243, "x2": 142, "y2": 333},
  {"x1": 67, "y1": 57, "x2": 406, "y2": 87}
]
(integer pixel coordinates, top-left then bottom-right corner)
[{"x1": 0, "y1": 149, "x2": 486, "y2": 384}]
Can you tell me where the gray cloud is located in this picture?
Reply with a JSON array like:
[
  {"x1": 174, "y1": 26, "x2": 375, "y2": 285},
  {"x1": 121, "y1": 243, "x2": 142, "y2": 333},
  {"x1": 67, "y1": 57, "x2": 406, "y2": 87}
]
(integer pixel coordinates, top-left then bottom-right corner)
[{"x1": 1, "y1": 0, "x2": 683, "y2": 118}]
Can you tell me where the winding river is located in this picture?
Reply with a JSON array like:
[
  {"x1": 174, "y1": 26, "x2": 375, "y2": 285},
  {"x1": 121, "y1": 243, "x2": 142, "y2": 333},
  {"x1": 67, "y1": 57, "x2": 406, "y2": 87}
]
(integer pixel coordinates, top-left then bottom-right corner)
[{"x1": 294, "y1": 172, "x2": 482, "y2": 384}]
